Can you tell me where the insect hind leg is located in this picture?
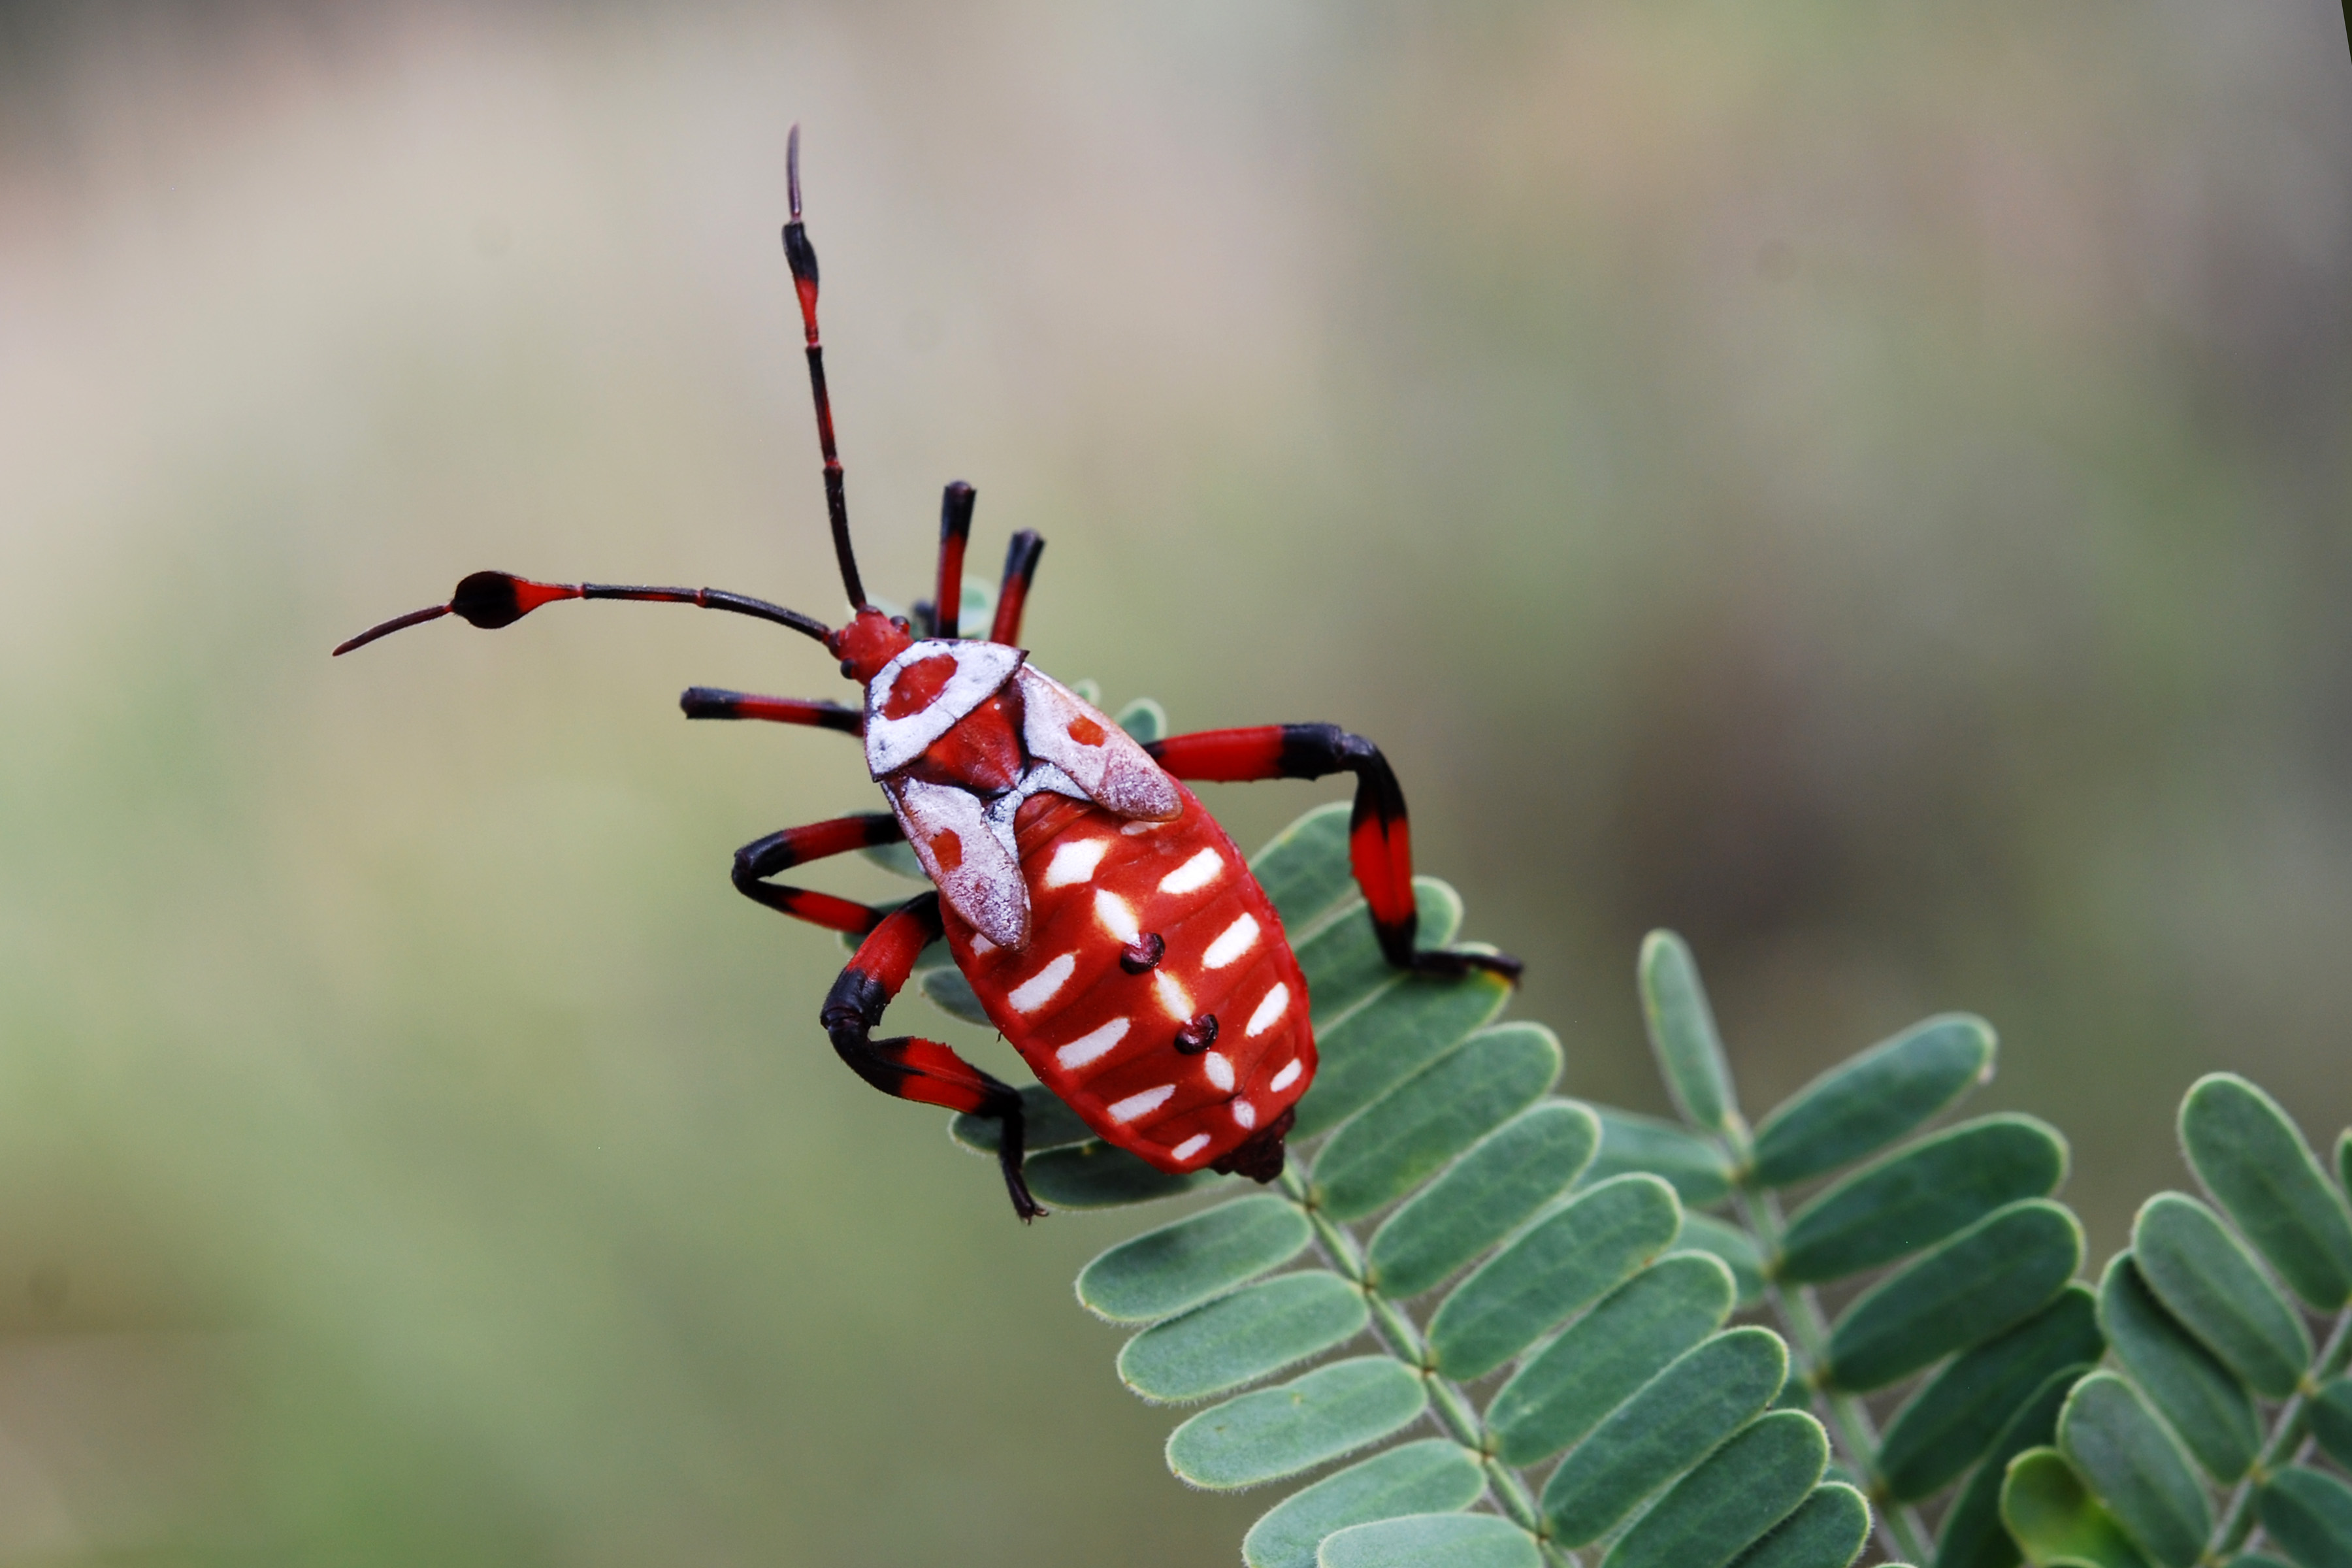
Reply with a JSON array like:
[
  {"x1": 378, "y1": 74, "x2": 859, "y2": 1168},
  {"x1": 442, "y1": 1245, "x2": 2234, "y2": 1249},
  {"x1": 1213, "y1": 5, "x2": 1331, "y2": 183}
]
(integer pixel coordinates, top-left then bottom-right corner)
[{"x1": 822, "y1": 894, "x2": 1043, "y2": 1220}]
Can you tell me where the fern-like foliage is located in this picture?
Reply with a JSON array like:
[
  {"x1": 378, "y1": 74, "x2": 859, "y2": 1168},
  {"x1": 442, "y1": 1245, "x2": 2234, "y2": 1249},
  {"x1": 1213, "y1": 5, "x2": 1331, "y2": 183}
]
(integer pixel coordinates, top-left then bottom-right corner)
[
  {"x1": 932, "y1": 797, "x2": 1863, "y2": 1568},
  {"x1": 1993, "y1": 1074, "x2": 2352, "y2": 1568}
]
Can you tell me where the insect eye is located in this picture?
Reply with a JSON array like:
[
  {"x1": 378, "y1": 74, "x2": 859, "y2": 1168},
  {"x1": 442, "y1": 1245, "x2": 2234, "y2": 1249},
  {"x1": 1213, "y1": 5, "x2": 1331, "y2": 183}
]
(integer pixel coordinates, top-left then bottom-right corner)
[
  {"x1": 839, "y1": 659, "x2": 857, "y2": 678},
  {"x1": 891, "y1": 616, "x2": 909, "y2": 632}
]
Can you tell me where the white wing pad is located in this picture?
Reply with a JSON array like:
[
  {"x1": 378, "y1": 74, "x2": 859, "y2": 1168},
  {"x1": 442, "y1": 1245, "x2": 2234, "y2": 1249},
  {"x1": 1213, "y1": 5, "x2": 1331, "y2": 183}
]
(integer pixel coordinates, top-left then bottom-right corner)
[
  {"x1": 863, "y1": 640, "x2": 1026, "y2": 778},
  {"x1": 1017, "y1": 668, "x2": 1181, "y2": 822},
  {"x1": 885, "y1": 775, "x2": 1031, "y2": 949}
]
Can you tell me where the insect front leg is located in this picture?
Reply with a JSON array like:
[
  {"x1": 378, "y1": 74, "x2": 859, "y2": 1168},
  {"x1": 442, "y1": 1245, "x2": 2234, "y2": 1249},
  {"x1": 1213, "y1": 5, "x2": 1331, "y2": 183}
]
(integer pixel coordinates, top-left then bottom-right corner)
[
  {"x1": 1147, "y1": 725, "x2": 1524, "y2": 982},
  {"x1": 823, "y1": 893, "x2": 1043, "y2": 1221},
  {"x1": 681, "y1": 689, "x2": 864, "y2": 735},
  {"x1": 730, "y1": 813, "x2": 907, "y2": 933}
]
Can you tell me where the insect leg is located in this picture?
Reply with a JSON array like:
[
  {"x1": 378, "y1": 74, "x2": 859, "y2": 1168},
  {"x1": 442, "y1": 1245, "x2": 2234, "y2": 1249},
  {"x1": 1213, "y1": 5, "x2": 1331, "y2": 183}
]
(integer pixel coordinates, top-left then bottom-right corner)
[
  {"x1": 987, "y1": 530, "x2": 1045, "y2": 645},
  {"x1": 823, "y1": 892, "x2": 1043, "y2": 1220},
  {"x1": 1146, "y1": 725, "x2": 1524, "y2": 982},
  {"x1": 680, "y1": 689, "x2": 863, "y2": 735},
  {"x1": 730, "y1": 813, "x2": 906, "y2": 933}
]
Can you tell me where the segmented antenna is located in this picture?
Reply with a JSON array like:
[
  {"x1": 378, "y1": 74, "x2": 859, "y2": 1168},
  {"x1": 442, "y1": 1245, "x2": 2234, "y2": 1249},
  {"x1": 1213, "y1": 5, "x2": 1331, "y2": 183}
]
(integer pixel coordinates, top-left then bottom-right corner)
[{"x1": 783, "y1": 125, "x2": 868, "y2": 611}]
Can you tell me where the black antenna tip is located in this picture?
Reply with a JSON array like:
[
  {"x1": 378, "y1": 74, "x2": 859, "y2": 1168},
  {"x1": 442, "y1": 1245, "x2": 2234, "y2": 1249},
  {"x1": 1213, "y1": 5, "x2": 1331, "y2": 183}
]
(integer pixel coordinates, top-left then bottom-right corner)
[{"x1": 787, "y1": 123, "x2": 802, "y2": 220}]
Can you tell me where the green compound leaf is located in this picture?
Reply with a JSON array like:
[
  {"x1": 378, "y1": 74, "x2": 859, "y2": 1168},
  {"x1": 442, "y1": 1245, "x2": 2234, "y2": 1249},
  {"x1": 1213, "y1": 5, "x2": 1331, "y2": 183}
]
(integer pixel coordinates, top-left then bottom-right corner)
[
  {"x1": 2131, "y1": 1192, "x2": 2311, "y2": 1400},
  {"x1": 1241, "y1": 1439, "x2": 1486, "y2": 1568},
  {"x1": 1776, "y1": 1114, "x2": 2068, "y2": 1284},
  {"x1": 1294, "y1": 959, "x2": 1509, "y2": 1141},
  {"x1": 1727, "y1": 1484, "x2": 1871, "y2": 1568},
  {"x1": 1111, "y1": 696, "x2": 1167, "y2": 745},
  {"x1": 1931, "y1": 1366, "x2": 2080, "y2": 1568},
  {"x1": 1823, "y1": 1200, "x2": 2082, "y2": 1392},
  {"x1": 2311, "y1": 1377, "x2": 2352, "y2": 1470},
  {"x1": 950, "y1": 1083, "x2": 1094, "y2": 1156},
  {"x1": 1748, "y1": 1014, "x2": 1997, "y2": 1190},
  {"x1": 1876, "y1": 1284, "x2": 2102, "y2": 1503},
  {"x1": 1311, "y1": 1022, "x2": 1560, "y2": 1221},
  {"x1": 1294, "y1": 879, "x2": 1465, "y2": 1040},
  {"x1": 1077, "y1": 1194, "x2": 1309, "y2": 1323},
  {"x1": 1250, "y1": 802, "x2": 1361, "y2": 932},
  {"x1": 2256, "y1": 1466, "x2": 2352, "y2": 1568},
  {"x1": 1585, "y1": 1105, "x2": 1737, "y2": 1209},
  {"x1": 1542, "y1": 1327, "x2": 1789, "y2": 1546},
  {"x1": 1599, "y1": 1410, "x2": 1829, "y2": 1568},
  {"x1": 1022, "y1": 1139, "x2": 1225, "y2": 1207},
  {"x1": 1119, "y1": 1271, "x2": 1369, "y2": 1403},
  {"x1": 1427, "y1": 1173, "x2": 1684, "y2": 1381},
  {"x1": 1638, "y1": 929, "x2": 1740, "y2": 1137},
  {"x1": 1999, "y1": 1446, "x2": 2155, "y2": 1568},
  {"x1": 2055, "y1": 1372, "x2": 2210, "y2": 1568},
  {"x1": 2095, "y1": 1252, "x2": 2258, "y2": 1482},
  {"x1": 1316, "y1": 1513, "x2": 1539, "y2": 1568},
  {"x1": 2220, "y1": 1556, "x2": 2295, "y2": 1568},
  {"x1": 1679, "y1": 1209, "x2": 1768, "y2": 1306},
  {"x1": 1366, "y1": 1100, "x2": 1598, "y2": 1301},
  {"x1": 2179, "y1": 1073, "x2": 2352, "y2": 1311},
  {"x1": 1166, "y1": 1356, "x2": 1429, "y2": 1490},
  {"x1": 1488, "y1": 1251, "x2": 1737, "y2": 1466}
]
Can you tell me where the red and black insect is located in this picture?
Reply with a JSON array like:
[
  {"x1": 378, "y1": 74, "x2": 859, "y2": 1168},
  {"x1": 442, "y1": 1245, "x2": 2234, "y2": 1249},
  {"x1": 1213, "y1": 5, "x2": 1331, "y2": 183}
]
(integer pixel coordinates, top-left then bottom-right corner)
[{"x1": 335, "y1": 129, "x2": 1521, "y2": 1220}]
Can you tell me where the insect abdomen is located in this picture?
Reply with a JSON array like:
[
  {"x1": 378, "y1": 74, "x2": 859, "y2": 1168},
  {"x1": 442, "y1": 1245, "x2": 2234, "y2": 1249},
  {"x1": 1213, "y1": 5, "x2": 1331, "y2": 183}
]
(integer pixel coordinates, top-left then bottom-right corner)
[{"x1": 943, "y1": 787, "x2": 1316, "y2": 1173}]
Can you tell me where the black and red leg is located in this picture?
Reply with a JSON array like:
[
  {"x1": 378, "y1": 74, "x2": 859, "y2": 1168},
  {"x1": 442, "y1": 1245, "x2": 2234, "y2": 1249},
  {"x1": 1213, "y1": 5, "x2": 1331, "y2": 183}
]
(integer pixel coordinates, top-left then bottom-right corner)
[
  {"x1": 1146, "y1": 725, "x2": 1524, "y2": 982},
  {"x1": 681, "y1": 688, "x2": 864, "y2": 735},
  {"x1": 730, "y1": 812, "x2": 906, "y2": 934},
  {"x1": 822, "y1": 892, "x2": 1043, "y2": 1220}
]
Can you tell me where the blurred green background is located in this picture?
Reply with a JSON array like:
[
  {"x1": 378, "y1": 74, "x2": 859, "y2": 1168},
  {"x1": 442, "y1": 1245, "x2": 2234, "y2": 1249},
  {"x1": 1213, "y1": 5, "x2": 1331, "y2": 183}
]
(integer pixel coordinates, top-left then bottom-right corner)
[{"x1": 2, "y1": 3, "x2": 2349, "y2": 1561}]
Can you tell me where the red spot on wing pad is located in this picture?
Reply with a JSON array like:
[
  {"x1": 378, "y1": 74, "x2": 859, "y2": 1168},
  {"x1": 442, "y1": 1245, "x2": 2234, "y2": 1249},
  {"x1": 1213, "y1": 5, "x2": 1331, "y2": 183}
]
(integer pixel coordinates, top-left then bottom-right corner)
[
  {"x1": 883, "y1": 653, "x2": 962, "y2": 719},
  {"x1": 1066, "y1": 715, "x2": 1106, "y2": 747},
  {"x1": 937, "y1": 785, "x2": 1317, "y2": 1175},
  {"x1": 929, "y1": 829, "x2": 964, "y2": 872}
]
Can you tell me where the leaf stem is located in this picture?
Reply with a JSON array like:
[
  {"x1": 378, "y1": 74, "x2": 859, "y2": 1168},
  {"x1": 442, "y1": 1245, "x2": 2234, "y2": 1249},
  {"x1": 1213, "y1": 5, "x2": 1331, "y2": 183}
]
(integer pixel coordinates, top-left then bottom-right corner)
[
  {"x1": 2207, "y1": 1301, "x2": 2352, "y2": 1560},
  {"x1": 1733, "y1": 1183, "x2": 1935, "y2": 1565},
  {"x1": 1279, "y1": 1161, "x2": 1581, "y2": 1568}
]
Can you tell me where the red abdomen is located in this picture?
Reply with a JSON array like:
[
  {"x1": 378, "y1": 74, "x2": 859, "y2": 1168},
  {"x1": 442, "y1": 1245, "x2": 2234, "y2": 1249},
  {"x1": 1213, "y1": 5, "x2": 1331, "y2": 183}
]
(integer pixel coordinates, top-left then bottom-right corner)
[{"x1": 941, "y1": 785, "x2": 1316, "y2": 1173}]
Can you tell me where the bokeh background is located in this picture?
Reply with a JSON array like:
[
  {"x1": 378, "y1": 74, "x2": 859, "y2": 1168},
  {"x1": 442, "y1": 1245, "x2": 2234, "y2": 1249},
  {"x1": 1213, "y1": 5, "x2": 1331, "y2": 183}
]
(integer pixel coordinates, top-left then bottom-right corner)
[{"x1": 3, "y1": 3, "x2": 2350, "y2": 1561}]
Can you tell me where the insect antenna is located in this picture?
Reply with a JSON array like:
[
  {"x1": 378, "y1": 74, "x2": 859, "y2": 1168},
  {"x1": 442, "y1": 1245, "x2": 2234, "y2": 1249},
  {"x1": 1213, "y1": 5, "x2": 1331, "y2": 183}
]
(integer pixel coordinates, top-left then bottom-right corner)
[
  {"x1": 333, "y1": 572, "x2": 831, "y2": 656},
  {"x1": 783, "y1": 124, "x2": 868, "y2": 612}
]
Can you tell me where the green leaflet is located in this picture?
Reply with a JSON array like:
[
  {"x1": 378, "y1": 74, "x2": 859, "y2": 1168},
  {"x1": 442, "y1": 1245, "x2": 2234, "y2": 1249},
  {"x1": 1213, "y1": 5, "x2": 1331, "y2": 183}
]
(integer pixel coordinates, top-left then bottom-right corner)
[
  {"x1": 1077, "y1": 1194, "x2": 1309, "y2": 1323},
  {"x1": 1999, "y1": 1446, "x2": 2155, "y2": 1568},
  {"x1": 950, "y1": 1083, "x2": 1094, "y2": 1155},
  {"x1": 1584, "y1": 1105, "x2": 1737, "y2": 1209},
  {"x1": 1541, "y1": 1327, "x2": 1789, "y2": 1546},
  {"x1": 1679, "y1": 1210, "x2": 1767, "y2": 1306},
  {"x1": 1727, "y1": 1484, "x2": 1872, "y2": 1568},
  {"x1": 1748, "y1": 1014, "x2": 1997, "y2": 1189},
  {"x1": 1599, "y1": 1410, "x2": 1829, "y2": 1568},
  {"x1": 2220, "y1": 1556, "x2": 2295, "y2": 1568},
  {"x1": 1776, "y1": 1115, "x2": 2068, "y2": 1284},
  {"x1": 1316, "y1": 1514, "x2": 1539, "y2": 1568},
  {"x1": 1293, "y1": 879, "x2": 1465, "y2": 1039},
  {"x1": 1823, "y1": 1200, "x2": 2082, "y2": 1392},
  {"x1": 1488, "y1": 1252, "x2": 1737, "y2": 1466},
  {"x1": 2055, "y1": 1373, "x2": 2210, "y2": 1568},
  {"x1": 1111, "y1": 696, "x2": 1166, "y2": 744},
  {"x1": 1240, "y1": 1439, "x2": 1486, "y2": 1568},
  {"x1": 1876, "y1": 1284, "x2": 2102, "y2": 1503},
  {"x1": 2178, "y1": 1073, "x2": 2352, "y2": 1311},
  {"x1": 1427, "y1": 1173, "x2": 1684, "y2": 1381},
  {"x1": 1931, "y1": 1366, "x2": 2081, "y2": 1568},
  {"x1": 1366, "y1": 1100, "x2": 1598, "y2": 1301},
  {"x1": 2256, "y1": 1467, "x2": 2352, "y2": 1568},
  {"x1": 1119, "y1": 1271, "x2": 1369, "y2": 1403},
  {"x1": 2095, "y1": 1252, "x2": 2258, "y2": 1482},
  {"x1": 919, "y1": 963, "x2": 994, "y2": 1027},
  {"x1": 1639, "y1": 930, "x2": 1740, "y2": 1138},
  {"x1": 2311, "y1": 1377, "x2": 2352, "y2": 1470},
  {"x1": 2131, "y1": 1192, "x2": 2311, "y2": 1399},
  {"x1": 1294, "y1": 961, "x2": 1510, "y2": 1140},
  {"x1": 1311, "y1": 1022, "x2": 1561, "y2": 1222},
  {"x1": 1022, "y1": 1139, "x2": 1224, "y2": 1207},
  {"x1": 1250, "y1": 802, "x2": 1360, "y2": 932},
  {"x1": 1166, "y1": 1356, "x2": 1429, "y2": 1490}
]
